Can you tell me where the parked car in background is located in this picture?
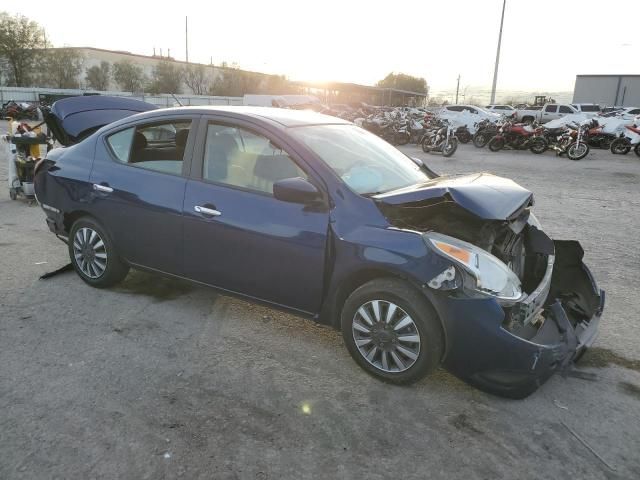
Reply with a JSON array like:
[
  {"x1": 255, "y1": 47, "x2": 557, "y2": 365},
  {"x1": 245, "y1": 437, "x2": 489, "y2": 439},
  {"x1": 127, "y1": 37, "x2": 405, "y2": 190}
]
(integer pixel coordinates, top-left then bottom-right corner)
[
  {"x1": 599, "y1": 106, "x2": 640, "y2": 121},
  {"x1": 440, "y1": 105, "x2": 500, "y2": 122},
  {"x1": 485, "y1": 105, "x2": 517, "y2": 118},
  {"x1": 571, "y1": 104, "x2": 601, "y2": 115},
  {"x1": 34, "y1": 97, "x2": 604, "y2": 400},
  {"x1": 516, "y1": 103, "x2": 578, "y2": 124}
]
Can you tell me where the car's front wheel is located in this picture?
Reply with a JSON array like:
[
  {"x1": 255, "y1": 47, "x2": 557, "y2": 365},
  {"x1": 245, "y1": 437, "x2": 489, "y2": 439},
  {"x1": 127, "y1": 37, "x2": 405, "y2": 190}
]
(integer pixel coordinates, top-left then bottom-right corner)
[
  {"x1": 68, "y1": 217, "x2": 129, "y2": 288},
  {"x1": 341, "y1": 278, "x2": 443, "y2": 384}
]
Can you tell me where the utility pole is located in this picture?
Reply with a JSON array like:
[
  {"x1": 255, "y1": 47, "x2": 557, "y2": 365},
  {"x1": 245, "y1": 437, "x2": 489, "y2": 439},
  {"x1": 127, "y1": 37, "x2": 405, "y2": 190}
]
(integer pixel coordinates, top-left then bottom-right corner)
[
  {"x1": 455, "y1": 75, "x2": 461, "y2": 104},
  {"x1": 490, "y1": 0, "x2": 506, "y2": 104},
  {"x1": 185, "y1": 16, "x2": 189, "y2": 63}
]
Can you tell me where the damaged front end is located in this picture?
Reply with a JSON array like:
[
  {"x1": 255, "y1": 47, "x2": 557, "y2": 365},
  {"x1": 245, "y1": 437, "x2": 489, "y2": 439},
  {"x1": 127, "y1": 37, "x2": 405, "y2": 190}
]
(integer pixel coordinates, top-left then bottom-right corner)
[{"x1": 375, "y1": 173, "x2": 605, "y2": 399}]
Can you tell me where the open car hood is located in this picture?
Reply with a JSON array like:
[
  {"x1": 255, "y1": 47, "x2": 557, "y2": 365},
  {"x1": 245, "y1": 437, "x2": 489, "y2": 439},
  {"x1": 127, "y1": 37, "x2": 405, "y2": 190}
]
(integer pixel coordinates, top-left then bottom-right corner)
[
  {"x1": 45, "y1": 95, "x2": 158, "y2": 146},
  {"x1": 373, "y1": 173, "x2": 533, "y2": 221}
]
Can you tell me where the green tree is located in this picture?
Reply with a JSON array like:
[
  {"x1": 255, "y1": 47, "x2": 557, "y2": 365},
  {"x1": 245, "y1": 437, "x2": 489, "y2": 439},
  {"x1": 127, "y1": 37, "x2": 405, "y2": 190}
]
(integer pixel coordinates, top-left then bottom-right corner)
[
  {"x1": 377, "y1": 72, "x2": 428, "y2": 95},
  {"x1": 85, "y1": 61, "x2": 111, "y2": 91},
  {"x1": 113, "y1": 60, "x2": 146, "y2": 92},
  {"x1": 183, "y1": 64, "x2": 209, "y2": 95},
  {"x1": 0, "y1": 12, "x2": 47, "y2": 86},
  {"x1": 147, "y1": 60, "x2": 182, "y2": 94},
  {"x1": 40, "y1": 48, "x2": 84, "y2": 88}
]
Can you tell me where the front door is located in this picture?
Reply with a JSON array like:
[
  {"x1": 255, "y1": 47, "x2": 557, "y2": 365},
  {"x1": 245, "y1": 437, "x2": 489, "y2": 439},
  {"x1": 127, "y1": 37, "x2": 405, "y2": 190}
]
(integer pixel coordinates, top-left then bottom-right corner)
[{"x1": 182, "y1": 120, "x2": 329, "y2": 314}]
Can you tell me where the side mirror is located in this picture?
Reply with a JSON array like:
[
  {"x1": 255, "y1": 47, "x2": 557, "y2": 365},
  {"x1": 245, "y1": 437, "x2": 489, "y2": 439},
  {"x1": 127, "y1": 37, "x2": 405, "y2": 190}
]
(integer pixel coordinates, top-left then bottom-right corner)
[{"x1": 273, "y1": 177, "x2": 321, "y2": 204}]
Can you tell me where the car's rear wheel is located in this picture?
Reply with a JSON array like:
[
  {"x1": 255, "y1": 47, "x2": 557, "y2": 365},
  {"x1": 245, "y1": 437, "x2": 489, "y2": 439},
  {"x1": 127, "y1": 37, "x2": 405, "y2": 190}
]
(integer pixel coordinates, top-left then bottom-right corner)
[
  {"x1": 341, "y1": 278, "x2": 443, "y2": 385},
  {"x1": 68, "y1": 217, "x2": 129, "y2": 288}
]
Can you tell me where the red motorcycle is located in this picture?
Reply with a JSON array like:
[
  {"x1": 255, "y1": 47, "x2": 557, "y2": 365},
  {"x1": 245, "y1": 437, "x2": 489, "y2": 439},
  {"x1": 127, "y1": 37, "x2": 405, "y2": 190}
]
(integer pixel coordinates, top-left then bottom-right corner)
[
  {"x1": 487, "y1": 121, "x2": 548, "y2": 153},
  {"x1": 609, "y1": 124, "x2": 640, "y2": 157}
]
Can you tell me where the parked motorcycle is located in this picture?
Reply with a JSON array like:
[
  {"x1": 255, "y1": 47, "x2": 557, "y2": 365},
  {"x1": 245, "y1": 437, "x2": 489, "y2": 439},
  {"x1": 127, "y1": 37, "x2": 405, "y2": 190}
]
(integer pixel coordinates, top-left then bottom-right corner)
[
  {"x1": 362, "y1": 117, "x2": 409, "y2": 145},
  {"x1": 609, "y1": 124, "x2": 640, "y2": 157},
  {"x1": 547, "y1": 123, "x2": 590, "y2": 160},
  {"x1": 472, "y1": 119, "x2": 500, "y2": 148},
  {"x1": 583, "y1": 119, "x2": 617, "y2": 150},
  {"x1": 420, "y1": 120, "x2": 458, "y2": 157},
  {"x1": 487, "y1": 121, "x2": 547, "y2": 154}
]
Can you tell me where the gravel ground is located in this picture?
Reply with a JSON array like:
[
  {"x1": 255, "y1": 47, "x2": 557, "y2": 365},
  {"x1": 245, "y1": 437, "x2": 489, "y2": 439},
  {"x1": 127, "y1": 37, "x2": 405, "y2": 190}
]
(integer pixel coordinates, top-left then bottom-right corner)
[{"x1": 1, "y1": 124, "x2": 639, "y2": 480}]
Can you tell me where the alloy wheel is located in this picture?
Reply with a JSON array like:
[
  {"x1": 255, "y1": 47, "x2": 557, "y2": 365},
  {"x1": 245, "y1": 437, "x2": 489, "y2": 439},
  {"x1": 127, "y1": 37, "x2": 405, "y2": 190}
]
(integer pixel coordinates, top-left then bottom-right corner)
[
  {"x1": 352, "y1": 300, "x2": 421, "y2": 373},
  {"x1": 72, "y1": 227, "x2": 108, "y2": 279}
]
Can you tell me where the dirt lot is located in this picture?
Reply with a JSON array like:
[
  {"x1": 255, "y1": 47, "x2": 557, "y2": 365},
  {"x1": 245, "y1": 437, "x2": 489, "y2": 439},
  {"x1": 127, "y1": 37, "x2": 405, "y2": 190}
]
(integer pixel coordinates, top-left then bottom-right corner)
[{"x1": 1, "y1": 126, "x2": 639, "y2": 479}]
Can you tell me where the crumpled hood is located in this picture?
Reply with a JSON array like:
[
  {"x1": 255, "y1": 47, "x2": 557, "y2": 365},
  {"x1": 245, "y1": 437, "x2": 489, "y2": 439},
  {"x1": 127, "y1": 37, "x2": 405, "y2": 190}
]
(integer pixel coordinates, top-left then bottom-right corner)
[
  {"x1": 373, "y1": 173, "x2": 533, "y2": 221},
  {"x1": 45, "y1": 95, "x2": 157, "y2": 146}
]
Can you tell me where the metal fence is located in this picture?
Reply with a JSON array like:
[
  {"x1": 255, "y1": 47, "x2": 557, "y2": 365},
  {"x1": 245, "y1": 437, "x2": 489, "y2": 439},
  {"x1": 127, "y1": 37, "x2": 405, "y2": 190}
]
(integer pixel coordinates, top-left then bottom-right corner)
[{"x1": 0, "y1": 86, "x2": 243, "y2": 107}]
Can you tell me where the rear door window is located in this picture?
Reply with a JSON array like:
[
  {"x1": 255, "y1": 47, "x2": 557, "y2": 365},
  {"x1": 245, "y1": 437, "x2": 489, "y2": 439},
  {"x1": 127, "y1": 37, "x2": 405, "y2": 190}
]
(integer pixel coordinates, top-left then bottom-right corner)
[{"x1": 106, "y1": 119, "x2": 192, "y2": 176}]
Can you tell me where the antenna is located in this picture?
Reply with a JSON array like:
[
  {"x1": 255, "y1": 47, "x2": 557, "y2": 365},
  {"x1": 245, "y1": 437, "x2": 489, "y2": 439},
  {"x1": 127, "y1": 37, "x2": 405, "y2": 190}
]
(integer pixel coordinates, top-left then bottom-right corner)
[{"x1": 171, "y1": 93, "x2": 184, "y2": 106}]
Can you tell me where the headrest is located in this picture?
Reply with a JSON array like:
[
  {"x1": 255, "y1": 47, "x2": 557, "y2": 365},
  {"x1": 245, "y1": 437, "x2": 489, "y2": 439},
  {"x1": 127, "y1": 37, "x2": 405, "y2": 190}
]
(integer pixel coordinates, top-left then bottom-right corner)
[
  {"x1": 253, "y1": 154, "x2": 299, "y2": 182},
  {"x1": 132, "y1": 131, "x2": 147, "y2": 150},
  {"x1": 207, "y1": 133, "x2": 239, "y2": 153},
  {"x1": 175, "y1": 129, "x2": 189, "y2": 147}
]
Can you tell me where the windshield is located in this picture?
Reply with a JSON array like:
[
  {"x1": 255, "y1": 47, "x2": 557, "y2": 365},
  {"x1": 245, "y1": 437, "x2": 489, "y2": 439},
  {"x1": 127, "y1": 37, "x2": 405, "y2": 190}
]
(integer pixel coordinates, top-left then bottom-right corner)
[
  {"x1": 290, "y1": 124, "x2": 431, "y2": 195},
  {"x1": 580, "y1": 105, "x2": 600, "y2": 112}
]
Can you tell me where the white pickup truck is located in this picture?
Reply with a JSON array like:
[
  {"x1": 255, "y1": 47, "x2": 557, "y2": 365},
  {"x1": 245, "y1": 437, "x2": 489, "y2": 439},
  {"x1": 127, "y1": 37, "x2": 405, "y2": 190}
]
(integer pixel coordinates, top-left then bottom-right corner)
[{"x1": 516, "y1": 104, "x2": 578, "y2": 124}]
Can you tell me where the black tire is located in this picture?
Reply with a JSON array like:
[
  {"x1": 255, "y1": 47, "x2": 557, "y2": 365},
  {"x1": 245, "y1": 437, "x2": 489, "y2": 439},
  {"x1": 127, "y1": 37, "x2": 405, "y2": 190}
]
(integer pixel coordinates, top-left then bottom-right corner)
[
  {"x1": 529, "y1": 137, "x2": 548, "y2": 154},
  {"x1": 610, "y1": 138, "x2": 630, "y2": 155},
  {"x1": 68, "y1": 216, "x2": 129, "y2": 288},
  {"x1": 421, "y1": 137, "x2": 430, "y2": 153},
  {"x1": 488, "y1": 137, "x2": 505, "y2": 152},
  {"x1": 567, "y1": 142, "x2": 590, "y2": 161},
  {"x1": 341, "y1": 278, "x2": 444, "y2": 385},
  {"x1": 635, "y1": 143, "x2": 640, "y2": 158},
  {"x1": 442, "y1": 138, "x2": 458, "y2": 157},
  {"x1": 457, "y1": 131, "x2": 471, "y2": 144},
  {"x1": 9, "y1": 188, "x2": 17, "y2": 200},
  {"x1": 522, "y1": 117, "x2": 534, "y2": 125},
  {"x1": 473, "y1": 133, "x2": 489, "y2": 148}
]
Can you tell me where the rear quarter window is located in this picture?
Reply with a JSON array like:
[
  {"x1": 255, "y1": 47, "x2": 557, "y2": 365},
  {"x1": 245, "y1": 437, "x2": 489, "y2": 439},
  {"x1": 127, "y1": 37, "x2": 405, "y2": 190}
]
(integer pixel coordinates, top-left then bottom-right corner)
[{"x1": 106, "y1": 127, "x2": 134, "y2": 162}]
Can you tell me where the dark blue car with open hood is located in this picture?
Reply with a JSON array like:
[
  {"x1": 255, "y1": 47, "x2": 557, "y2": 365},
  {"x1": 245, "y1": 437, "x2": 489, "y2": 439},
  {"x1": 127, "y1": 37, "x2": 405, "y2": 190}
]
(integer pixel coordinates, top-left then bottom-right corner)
[{"x1": 34, "y1": 96, "x2": 605, "y2": 398}]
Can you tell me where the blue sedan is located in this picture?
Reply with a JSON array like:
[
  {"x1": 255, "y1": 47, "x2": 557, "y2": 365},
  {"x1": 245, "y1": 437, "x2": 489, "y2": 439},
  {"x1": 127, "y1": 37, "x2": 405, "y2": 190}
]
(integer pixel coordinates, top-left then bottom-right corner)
[{"x1": 34, "y1": 97, "x2": 604, "y2": 398}]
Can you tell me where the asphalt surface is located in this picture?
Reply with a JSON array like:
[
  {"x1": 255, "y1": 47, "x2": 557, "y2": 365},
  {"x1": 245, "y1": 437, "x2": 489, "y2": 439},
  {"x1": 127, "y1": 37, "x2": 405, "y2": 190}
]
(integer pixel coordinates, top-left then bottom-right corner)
[{"x1": 1, "y1": 124, "x2": 639, "y2": 480}]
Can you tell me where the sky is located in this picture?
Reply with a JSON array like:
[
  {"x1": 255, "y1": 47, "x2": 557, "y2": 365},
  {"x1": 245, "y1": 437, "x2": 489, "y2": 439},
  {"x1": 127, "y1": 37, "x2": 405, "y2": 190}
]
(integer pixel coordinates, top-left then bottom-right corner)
[{"x1": 5, "y1": 0, "x2": 640, "y2": 97}]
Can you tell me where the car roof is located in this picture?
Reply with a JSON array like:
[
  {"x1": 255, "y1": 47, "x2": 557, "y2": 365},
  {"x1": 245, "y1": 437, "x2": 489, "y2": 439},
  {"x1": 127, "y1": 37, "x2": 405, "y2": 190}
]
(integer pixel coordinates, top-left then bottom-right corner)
[{"x1": 125, "y1": 106, "x2": 351, "y2": 128}]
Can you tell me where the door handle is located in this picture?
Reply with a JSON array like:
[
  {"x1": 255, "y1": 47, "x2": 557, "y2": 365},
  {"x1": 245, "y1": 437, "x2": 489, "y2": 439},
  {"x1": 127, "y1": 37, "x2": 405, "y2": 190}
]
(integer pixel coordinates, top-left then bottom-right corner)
[
  {"x1": 93, "y1": 183, "x2": 113, "y2": 193},
  {"x1": 194, "y1": 205, "x2": 222, "y2": 217}
]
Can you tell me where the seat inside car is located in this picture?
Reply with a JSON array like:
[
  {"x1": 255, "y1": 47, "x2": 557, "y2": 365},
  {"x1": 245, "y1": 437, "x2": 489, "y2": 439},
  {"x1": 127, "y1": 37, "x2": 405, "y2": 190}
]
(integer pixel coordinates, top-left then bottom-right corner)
[
  {"x1": 252, "y1": 154, "x2": 301, "y2": 193},
  {"x1": 204, "y1": 133, "x2": 238, "y2": 182}
]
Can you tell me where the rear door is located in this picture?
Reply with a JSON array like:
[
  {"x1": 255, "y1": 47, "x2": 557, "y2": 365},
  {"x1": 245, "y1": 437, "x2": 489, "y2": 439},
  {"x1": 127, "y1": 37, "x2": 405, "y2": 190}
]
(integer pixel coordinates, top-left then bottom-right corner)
[
  {"x1": 182, "y1": 117, "x2": 330, "y2": 313},
  {"x1": 89, "y1": 115, "x2": 198, "y2": 275}
]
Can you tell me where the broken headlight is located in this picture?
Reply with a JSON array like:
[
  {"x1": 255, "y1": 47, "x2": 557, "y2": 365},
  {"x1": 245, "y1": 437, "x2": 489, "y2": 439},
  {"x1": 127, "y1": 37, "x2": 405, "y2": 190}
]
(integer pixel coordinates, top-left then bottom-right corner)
[{"x1": 423, "y1": 232, "x2": 524, "y2": 302}]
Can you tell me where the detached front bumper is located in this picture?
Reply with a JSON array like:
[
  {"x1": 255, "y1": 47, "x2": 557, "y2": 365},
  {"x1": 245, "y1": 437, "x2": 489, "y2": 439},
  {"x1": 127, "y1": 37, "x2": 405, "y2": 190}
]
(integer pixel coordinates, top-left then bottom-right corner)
[{"x1": 434, "y1": 240, "x2": 604, "y2": 399}]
